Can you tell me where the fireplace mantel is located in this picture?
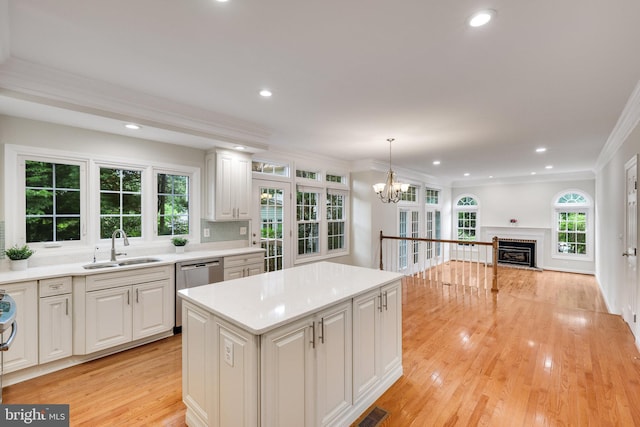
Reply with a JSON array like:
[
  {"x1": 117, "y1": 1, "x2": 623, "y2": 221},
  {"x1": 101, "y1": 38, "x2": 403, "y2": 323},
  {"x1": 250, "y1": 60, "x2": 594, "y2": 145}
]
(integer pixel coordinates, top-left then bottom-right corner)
[{"x1": 482, "y1": 226, "x2": 549, "y2": 269}]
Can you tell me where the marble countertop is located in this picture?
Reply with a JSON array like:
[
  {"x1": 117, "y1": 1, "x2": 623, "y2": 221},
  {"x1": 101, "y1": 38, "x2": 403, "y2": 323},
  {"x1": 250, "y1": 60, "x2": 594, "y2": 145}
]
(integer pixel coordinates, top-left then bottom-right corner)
[
  {"x1": 0, "y1": 247, "x2": 265, "y2": 285},
  {"x1": 178, "y1": 261, "x2": 404, "y2": 335}
]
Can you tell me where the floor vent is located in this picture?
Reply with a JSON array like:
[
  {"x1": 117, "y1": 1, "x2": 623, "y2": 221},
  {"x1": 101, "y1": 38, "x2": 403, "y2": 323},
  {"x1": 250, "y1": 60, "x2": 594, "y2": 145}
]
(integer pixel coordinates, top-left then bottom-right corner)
[{"x1": 357, "y1": 406, "x2": 389, "y2": 427}]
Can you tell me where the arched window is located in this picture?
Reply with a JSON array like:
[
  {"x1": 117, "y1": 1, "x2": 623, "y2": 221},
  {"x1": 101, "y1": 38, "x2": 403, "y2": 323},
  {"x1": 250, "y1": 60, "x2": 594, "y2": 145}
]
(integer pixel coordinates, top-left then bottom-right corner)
[
  {"x1": 455, "y1": 195, "x2": 479, "y2": 242},
  {"x1": 553, "y1": 190, "x2": 593, "y2": 258}
]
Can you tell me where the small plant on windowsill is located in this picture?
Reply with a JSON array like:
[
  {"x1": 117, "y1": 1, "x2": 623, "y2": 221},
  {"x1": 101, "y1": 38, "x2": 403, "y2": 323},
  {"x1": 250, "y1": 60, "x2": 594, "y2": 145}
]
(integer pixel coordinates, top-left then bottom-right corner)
[
  {"x1": 4, "y1": 244, "x2": 35, "y2": 271},
  {"x1": 171, "y1": 237, "x2": 188, "y2": 254}
]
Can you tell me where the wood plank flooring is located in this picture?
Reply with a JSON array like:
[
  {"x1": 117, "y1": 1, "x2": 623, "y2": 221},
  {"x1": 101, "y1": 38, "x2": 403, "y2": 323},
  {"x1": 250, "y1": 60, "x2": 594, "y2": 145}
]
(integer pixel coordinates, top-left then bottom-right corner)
[{"x1": 4, "y1": 267, "x2": 640, "y2": 426}]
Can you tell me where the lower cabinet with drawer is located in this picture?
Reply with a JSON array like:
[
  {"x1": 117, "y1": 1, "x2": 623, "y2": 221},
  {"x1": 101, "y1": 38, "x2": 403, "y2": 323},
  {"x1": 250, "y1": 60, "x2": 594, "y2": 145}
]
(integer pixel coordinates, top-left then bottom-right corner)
[
  {"x1": 82, "y1": 265, "x2": 174, "y2": 354},
  {"x1": 39, "y1": 276, "x2": 73, "y2": 364},
  {"x1": 224, "y1": 251, "x2": 265, "y2": 280}
]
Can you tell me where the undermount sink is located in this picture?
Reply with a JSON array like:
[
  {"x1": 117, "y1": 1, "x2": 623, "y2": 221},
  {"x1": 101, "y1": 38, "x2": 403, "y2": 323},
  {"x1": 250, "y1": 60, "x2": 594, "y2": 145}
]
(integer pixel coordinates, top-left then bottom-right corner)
[
  {"x1": 82, "y1": 261, "x2": 119, "y2": 270},
  {"x1": 117, "y1": 257, "x2": 162, "y2": 266},
  {"x1": 82, "y1": 257, "x2": 162, "y2": 270}
]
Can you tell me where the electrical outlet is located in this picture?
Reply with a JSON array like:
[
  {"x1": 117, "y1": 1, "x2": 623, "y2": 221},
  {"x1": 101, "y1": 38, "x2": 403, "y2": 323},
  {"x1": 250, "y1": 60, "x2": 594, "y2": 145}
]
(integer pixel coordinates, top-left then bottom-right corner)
[
  {"x1": 224, "y1": 338, "x2": 234, "y2": 367},
  {"x1": 239, "y1": 226, "x2": 247, "y2": 235},
  {"x1": 203, "y1": 228, "x2": 210, "y2": 238}
]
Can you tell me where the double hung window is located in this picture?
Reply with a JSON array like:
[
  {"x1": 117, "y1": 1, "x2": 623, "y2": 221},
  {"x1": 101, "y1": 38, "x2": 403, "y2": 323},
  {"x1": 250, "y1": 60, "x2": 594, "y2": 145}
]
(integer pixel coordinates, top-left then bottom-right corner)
[
  {"x1": 553, "y1": 191, "x2": 592, "y2": 258},
  {"x1": 294, "y1": 169, "x2": 349, "y2": 261}
]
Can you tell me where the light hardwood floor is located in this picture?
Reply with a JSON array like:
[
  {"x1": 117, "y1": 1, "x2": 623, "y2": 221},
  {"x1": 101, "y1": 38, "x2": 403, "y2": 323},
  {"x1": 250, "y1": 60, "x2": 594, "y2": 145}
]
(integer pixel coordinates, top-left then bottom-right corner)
[{"x1": 4, "y1": 267, "x2": 640, "y2": 426}]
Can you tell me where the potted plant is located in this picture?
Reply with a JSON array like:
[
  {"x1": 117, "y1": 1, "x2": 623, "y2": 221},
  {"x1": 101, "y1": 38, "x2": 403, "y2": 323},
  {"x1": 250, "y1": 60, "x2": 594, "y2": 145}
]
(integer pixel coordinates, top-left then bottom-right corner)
[
  {"x1": 171, "y1": 237, "x2": 188, "y2": 254},
  {"x1": 4, "y1": 244, "x2": 35, "y2": 271}
]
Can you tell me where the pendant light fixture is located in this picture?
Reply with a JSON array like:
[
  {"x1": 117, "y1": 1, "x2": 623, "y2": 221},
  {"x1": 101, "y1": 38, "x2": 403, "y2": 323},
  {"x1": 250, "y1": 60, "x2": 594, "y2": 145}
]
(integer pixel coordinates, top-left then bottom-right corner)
[{"x1": 373, "y1": 138, "x2": 409, "y2": 203}]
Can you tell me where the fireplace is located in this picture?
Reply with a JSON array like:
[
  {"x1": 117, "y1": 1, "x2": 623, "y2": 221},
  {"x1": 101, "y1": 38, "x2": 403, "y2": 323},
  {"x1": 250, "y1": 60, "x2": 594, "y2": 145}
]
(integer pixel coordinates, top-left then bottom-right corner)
[{"x1": 498, "y1": 238, "x2": 536, "y2": 268}]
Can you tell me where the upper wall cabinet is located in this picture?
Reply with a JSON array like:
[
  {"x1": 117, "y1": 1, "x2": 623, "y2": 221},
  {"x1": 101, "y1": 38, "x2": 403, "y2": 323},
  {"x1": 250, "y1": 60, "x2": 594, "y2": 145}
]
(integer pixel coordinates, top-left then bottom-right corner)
[{"x1": 205, "y1": 149, "x2": 252, "y2": 221}]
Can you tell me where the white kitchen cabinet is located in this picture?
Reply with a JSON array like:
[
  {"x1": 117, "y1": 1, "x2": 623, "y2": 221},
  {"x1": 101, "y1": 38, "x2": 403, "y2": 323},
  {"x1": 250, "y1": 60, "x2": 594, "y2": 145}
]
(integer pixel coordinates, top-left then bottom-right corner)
[
  {"x1": 132, "y1": 279, "x2": 173, "y2": 339},
  {"x1": 182, "y1": 301, "x2": 259, "y2": 427},
  {"x1": 205, "y1": 148, "x2": 252, "y2": 221},
  {"x1": 86, "y1": 285, "x2": 133, "y2": 352},
  {"x1": 262, "y1": 300, "x2": 352, "y2": 427},
  {"x1": 352, "y1": 281, "x2": 402, "y2": 404},
  {"x1": 224, "y1": 252, "x2": 264, "y2": 281},
  {"x1": 182, "y1": 302, "x2": 213, "y2": 426},
  {"x1": 180, "y1": 263, "x2": 403, "y2": 427},
  {"x1": 39, "y1": 276, "x2": 73, "y2": 364},
  {"x1": 2, "y1": 281, "x2": 38, "y2": 373},
  {"x1": 83, "y1": 266, "x2": 174, "y2": 354}
]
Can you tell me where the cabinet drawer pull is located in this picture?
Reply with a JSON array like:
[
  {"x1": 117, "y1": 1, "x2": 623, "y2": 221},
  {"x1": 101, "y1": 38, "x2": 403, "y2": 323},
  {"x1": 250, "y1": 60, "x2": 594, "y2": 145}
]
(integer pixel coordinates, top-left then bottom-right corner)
[
  {"x1": 319, "y1": 319, "x2": 325, "y2": 344},
  {"x1": 310, "y1": 322, "x2": 316, "y2": 349},
  {"x1": 50, "y1": 284, "x2": 62, "y2": 290},
  {"x1": 127, "y1": 289, "x2": 130, "y2": 305},
  {"x1": 136, "y1": 288, "x2": 139, "y2": 303},
  {"x1": 66, "y1": 297, "x2": 69, "y2": 316},
  {"x1": 383, "y1": 291, "x2": 388, "y2": 311},
  {"x1": 378, "y1": 294, "x2": 383, "y2": 312}
]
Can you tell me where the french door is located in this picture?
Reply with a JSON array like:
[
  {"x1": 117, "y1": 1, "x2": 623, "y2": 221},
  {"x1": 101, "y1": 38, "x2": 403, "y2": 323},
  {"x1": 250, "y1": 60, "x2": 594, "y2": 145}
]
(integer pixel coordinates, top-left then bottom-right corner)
[
  {"x1": 624, "y1": 156, "x2": 638, "y2": 336},
  {"x1": 399, "y1": 208, "x2": 420, "y2": 274},
  {"x1": 251, "y1": 180, "x2": 292, "y2": 272}
]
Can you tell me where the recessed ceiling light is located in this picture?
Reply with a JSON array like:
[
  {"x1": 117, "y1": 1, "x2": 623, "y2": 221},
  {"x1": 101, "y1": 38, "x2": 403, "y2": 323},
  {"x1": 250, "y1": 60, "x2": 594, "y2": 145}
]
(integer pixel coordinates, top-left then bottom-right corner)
[
  {"x1": 125, "y1": 123, "x2": 141, "y2": 130},
  {"x1": 216, "y1": 0, "x2": 229, "y2": 2},
  {"x1": 234, "y1": 146, "x2": 246, "y2": 150},
  {"x1": 531, "y1": 172, "x2": 537, "y2": 175},
  {"x1": 536, "y1": 147, "x2": 547, "y2": 153},
  {"x1": 259, "y1": 89, "x2": 272, "y2": 97},
  {"x1": 545, "y1": 165, "x2": 553, "y2": 169},
  {"x1": 433, "y1": 160, "x2": 441, "y2": 165},
  {"x1": 464, "y1": 172, "x2": 470, "y2": 177},
  {"x1": 468, "y1": 10, "x2": 495, "y2": 27},
  {"x1": 489, "y1": 175, "x2": 494, "y2": 178}
]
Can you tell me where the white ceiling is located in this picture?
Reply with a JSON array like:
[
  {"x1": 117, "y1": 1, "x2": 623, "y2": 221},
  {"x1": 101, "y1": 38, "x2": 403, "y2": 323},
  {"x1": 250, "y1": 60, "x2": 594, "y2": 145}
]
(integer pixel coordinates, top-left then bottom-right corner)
[{"x1": 2, "y1": 0, "x2": 640, "y2": 184}]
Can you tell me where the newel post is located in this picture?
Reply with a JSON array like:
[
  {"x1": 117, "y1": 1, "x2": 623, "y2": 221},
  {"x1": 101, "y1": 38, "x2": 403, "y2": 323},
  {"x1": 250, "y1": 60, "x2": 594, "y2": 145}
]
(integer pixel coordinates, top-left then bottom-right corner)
[{"x1": 491, "y1": 236, "x2": 499, "y2": 292}]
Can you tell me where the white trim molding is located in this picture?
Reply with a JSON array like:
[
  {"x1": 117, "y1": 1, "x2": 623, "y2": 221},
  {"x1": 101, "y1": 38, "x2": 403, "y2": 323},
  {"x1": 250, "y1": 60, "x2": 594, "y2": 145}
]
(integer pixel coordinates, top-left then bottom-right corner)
[
  {"x1": 0, "y1": 58, "x2": 271, "y2": 150},
  {"x1": 596, "y1": 79, "x2": 640, "y2": 171}
]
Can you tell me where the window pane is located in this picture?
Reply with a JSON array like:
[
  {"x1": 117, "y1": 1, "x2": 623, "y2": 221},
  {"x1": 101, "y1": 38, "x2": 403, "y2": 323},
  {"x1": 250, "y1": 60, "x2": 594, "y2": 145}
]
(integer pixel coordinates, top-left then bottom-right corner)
[
  {"x1": 57, "y1": 217, "x2": 81, "y2": 241},
  {"x1": 100, "y1": 168, "x2": 142, "y2": 238},
  {"x1": 56, "y1": 164, "x2": 80, "y2": 189},
  {"x1": 26, "y1": 217, "x2": 53, "y2": 242},
  {"x1": 26, "y1": 189, "x2": 53, "y2": 215},
  {"x1": 25, "y1": 160, "x2": 81, "y2": 242},
  {"x1": 25, "y1": 161, "x2": 52, "y2": 187},
  {"x1": 157, "y1": 173, "x2": 190, "y2": 236},
  {"x1": 101, "y1": 193, "x2": 120, "y2": 214},
  {"x1": 56, "y1": 190, "x2": 80, "y2": 214}
]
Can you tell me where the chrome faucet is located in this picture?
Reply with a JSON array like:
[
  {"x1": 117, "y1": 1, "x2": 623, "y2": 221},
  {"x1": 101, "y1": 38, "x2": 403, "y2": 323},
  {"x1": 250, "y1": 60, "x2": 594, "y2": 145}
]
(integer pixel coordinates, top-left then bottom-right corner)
[{"x1": 110, "y1": 229, "x2": 130, "y2": 261}]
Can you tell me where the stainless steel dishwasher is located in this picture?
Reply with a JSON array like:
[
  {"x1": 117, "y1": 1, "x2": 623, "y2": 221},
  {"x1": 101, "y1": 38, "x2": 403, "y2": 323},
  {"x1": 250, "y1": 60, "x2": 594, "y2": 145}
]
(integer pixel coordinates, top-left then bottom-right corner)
[{"x1": 175, "y1": 257, "x2": 224, "y2": 332}]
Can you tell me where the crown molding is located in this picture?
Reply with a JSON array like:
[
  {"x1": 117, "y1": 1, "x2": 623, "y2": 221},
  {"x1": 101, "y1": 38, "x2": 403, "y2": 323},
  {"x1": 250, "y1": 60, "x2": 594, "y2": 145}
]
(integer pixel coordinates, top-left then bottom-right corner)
[
  {"x1": 451, "y1": 170, "x2": 595, "y2": 188},
  {"x1": 0, "y1": 57, "x2": 271, "y2": 149},
  {"x1": 596, "y1": 79, "x2": 640, "y2": 171}
]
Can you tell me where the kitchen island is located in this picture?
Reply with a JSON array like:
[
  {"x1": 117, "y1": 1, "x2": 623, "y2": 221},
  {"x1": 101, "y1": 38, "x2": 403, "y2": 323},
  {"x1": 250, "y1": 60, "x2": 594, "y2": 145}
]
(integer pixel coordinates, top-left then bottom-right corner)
[{"x1": 178, "y1": 261, "x2": 404, "y2": 427}]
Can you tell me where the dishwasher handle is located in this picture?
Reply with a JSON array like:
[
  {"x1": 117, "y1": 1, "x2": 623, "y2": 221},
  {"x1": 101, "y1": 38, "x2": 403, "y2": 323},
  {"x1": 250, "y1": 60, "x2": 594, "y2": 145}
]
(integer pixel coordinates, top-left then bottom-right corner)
[{"x1": 180, "y1": 261, "x2": 221, "y2": 271}]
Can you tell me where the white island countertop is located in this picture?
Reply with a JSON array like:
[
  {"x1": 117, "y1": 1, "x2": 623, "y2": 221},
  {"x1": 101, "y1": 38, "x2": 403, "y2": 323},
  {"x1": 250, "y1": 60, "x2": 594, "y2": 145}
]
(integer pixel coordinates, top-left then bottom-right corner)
[{"x1": 178, "y1": 261, "x2": 403, "y2": 335}]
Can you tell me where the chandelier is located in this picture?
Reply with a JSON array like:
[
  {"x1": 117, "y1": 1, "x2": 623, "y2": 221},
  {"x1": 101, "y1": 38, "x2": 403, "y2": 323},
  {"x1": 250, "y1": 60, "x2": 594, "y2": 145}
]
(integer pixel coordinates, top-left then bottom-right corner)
[{"x1": 372, "y1": 138, "x2": 409, "y2": 203}]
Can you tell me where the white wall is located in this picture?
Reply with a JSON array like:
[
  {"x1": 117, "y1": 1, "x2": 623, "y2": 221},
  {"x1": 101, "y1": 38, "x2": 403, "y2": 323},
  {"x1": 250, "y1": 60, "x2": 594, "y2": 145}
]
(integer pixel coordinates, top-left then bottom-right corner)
[
  {"x1": 596, "y1": 123, "x2": 640, "y2": 326},
  {"x1": 452, "y1": 179, "x2": 596, "y2": 274}
]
